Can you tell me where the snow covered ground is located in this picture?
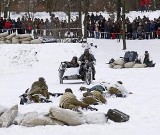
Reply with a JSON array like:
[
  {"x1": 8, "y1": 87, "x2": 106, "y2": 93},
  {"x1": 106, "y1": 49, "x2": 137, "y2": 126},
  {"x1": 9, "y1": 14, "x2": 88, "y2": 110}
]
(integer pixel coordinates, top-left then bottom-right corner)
[
  {"x1": 9, "y1": 10, "x2": 160, "y2": 21},
  {"x1": 0, "y1": 38, "x2": 160, "y2": 135}
]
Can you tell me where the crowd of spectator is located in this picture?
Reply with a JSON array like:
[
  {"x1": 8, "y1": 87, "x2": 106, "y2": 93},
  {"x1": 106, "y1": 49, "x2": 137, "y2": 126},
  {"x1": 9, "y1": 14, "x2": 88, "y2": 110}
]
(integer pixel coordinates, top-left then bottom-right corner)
[
  {"x1": 0, "y1": 12, "x2": 160, "y2": 40},
  {"x1": 0, "y1": 14, "x2": 81, "y2": 39},
  {"x1": 87, "y1": 13, "x2": 160, "y2": 40}
]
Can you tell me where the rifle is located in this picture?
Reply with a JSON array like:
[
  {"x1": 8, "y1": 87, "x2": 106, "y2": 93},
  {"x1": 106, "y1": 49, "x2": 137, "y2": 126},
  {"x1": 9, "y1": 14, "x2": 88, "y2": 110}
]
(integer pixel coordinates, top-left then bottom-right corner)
[
  {"x1": 40, "y1": 98, "x2": 52, "y2": 103},
  {"x1": 49, "y1": 92, "x2": 63, "y2": 97},
  {"x1": 87, "y1": 106, "x2": 98, "y2": 111},
  {"x1": 19, "y1": 88, "x2": 29, "y2": 98}
]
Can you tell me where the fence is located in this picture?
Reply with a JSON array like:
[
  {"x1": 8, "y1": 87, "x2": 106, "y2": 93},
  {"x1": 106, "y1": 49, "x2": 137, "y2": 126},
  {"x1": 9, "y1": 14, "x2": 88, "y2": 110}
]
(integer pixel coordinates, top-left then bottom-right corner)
[
  {"x1": 1, "y1": 28, "x2": 160, "y2": 42},
  {"x1": 87, "y1": 30, "x2": 160, "y2": 40}
]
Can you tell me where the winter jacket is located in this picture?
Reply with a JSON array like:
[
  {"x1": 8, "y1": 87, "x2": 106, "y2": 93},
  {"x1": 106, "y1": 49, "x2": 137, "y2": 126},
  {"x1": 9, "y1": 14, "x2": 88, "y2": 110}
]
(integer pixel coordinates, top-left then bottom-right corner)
[
  {"x1": 149, "y1": 22, "x2": 155, "y2": 32},
  {"x1": 59, "y1": 92, "x2": 88, "y2": 111},
  {"x1": 26, "y1": 20, "x2": 33, "y2": 30},
  {"x1": 28, "y1": 80, "x2": 49, "y2": 99},
  {"x1": 83, "y1": 91, "x2": 107, "y2": 104},
  {"x1": 156, "y1": 29, "x2": 160, "y2": 35},
  {"x1": 109, "y1": 82, "x2": 129, "y2": 96},
  {"x1": 79, "y1": 53, "x2": 96, "y2": 63},
  {"x1": 4, "y1": 21, "x2": 12, "y2": 29},
  {"x1": 64, "y1": 62, "x2": 79, "y2": 68},
  {"x1": 139, "y1": 54, "x2": 152, "y2": 64},
  {"x1": 137, "y1": 25, "x2": 143, "y2": 34}
]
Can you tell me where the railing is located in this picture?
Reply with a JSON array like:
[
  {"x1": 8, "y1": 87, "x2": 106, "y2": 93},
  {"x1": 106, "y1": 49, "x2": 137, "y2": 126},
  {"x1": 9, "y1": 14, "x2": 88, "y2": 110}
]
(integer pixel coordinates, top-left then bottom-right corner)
[
  {"x1": 0, "y1": 28, "x2": 160, "y2": 41},
  {"x1": 87, "y1": 30, "x2": 160, "y2": 40}
]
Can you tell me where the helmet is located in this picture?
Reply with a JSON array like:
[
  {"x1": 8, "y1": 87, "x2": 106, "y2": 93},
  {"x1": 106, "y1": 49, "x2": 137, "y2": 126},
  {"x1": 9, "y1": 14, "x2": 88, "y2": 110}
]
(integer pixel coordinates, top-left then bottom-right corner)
[
  {"x1": 72, "y1": 56, "x2": 77, "y2": 61},
  {"x1": 84, "y1": 49, "x2": 89, "y2": 53},
  {"x1": 117, "y1": 81, "x2": 123, "y2": 84},
  {"x1": 39, "y1": 77, "x2": 45, "y2": 81},
  {"x1": 65, "y1": 88, "x2": 73, "y2": 93},
  {"x1": 145, "y1": 51, "x2": 148, "y2": 54}
]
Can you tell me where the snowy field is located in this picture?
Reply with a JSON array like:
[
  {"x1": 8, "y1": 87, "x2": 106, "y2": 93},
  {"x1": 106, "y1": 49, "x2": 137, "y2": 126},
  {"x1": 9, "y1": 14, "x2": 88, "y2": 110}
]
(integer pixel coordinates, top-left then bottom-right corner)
[
  {"x1": 9, "y1": 10, "x2": 160, "y2": 21},
  {"x1": 0, "y1": 38, "x2": 160, "y2": 135}
]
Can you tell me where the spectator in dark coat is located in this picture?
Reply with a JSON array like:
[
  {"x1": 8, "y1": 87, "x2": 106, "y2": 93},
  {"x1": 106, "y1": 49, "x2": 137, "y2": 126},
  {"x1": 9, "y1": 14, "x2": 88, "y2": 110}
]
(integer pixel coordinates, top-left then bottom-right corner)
[
  {"x1": 149, "y1": 21, "x2": 156, "y2": 39},
  {"x1": 143, "y1": 21, "x2": 149, "y2": 39},
  {"x1": 0, "y1": 17, "x2": 5, "y2": 33},
  {"x1": 16, "y1": 18, "x2": 25, "y2": 34}
]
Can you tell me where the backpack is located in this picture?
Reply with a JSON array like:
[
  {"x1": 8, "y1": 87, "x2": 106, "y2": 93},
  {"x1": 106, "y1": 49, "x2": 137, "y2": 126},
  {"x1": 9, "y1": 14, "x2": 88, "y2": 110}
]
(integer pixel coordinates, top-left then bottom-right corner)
[
  {"x1": 106, "y1": 109, "x2": 130, "y2": 122},
  {"x1": 124, "y1": 51, "x2": 138, "y2": 62},
  {"x1": 130, "y1": 51, "x2": 138, "y2": 62}
]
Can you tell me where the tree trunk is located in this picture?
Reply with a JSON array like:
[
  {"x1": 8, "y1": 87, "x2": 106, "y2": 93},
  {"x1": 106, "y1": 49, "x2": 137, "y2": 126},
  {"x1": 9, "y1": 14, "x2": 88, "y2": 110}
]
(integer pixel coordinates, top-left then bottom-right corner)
[
  {"x1": 122, "y1": 0, "x2": 126, "y2": 50},
  {"x1": 78, "y1": 0, "x2": 82, "y2": 38},
  {"x1": 117, "y1": 0, "x2": 121, "y2": 21},
  {"x1": 84, "y1": 0, "x2": 89, "y2": 39},
  {"x1": 68, "y1": 0, "x2": 71, "y2": 32}
]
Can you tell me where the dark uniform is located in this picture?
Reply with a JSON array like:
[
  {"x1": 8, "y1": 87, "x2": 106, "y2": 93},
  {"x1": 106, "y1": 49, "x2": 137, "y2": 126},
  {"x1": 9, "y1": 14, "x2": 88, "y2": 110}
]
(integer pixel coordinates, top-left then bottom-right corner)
[
  {"x1": 78, "y1": 49, "x2": 96, "y2": 80},
  {"x1": 63, "y1": 56, "x2": 79, "y2": 68},
  {"x1": 143, "y1": 51, "x2": 155, "y2": 67}
]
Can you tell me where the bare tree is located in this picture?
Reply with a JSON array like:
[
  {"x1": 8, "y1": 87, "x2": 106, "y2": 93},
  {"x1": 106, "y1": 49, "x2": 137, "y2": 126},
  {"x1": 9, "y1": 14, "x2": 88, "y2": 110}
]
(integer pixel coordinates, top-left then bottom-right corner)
[
  {"x1": 4, "y1": 0, "x2": 12, "y2": 18},
  {"x1": 83, "y1": 0, "x2": 90, "y2": 39},
  {"x1": 67, "y1": 0, "x2": 71, "y2": 32},
  {"x1": 122, "y1": 0, "x2": 126, "y2": 50},
  {"x1": 78, "y1": 0, "x2": 82, "y2": 38},
  {"x1": 117, "y1": 0, "x2": 121, "y2": 21},
  {"x1": 45, "y1": 0, "x2": 59, "y2": 15}
]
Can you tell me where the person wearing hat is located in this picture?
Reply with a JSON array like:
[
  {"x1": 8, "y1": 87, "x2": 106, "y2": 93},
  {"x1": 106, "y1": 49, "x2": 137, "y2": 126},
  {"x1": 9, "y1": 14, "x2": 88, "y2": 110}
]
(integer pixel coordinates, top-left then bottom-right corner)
[
  {"x1": 27, "y1": 77, "x2": 50, "y2": 103},
  {"x1": 137, "y1": 22, "x2": 143, "y2": 39},
  {"x1": 59, "y1": 88, "x2": 89, "y2": 112},
  {"x1": 82, "y1": 89, "x2": 107, "y2": 105},
  {"x1": 139, "y1": 51, "x2": 155, "y2": 67},
  {"x1": 78, "y1": 49, "x2": 96, "y2": 80},
  {"x1": 156, "y1": 27, "x2": 160, "y2": 39},
  {"x1": 62, "y1": 56, "x2": 79, "y2": 68}
]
